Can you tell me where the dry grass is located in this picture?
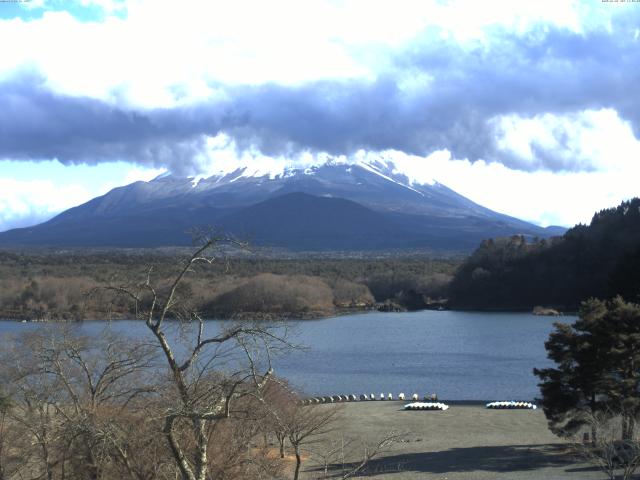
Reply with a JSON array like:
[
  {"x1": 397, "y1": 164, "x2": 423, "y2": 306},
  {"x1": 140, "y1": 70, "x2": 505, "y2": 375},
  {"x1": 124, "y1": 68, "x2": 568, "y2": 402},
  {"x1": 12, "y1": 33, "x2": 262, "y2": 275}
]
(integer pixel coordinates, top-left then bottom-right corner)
[{"x1": 303, "y1": 402, "x2": 604, "y2": 479}]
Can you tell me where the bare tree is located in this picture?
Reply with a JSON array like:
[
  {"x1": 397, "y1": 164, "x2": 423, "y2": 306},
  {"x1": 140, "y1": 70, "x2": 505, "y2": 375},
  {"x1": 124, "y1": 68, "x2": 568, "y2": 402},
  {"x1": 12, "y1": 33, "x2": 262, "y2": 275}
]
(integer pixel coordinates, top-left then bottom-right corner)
[
  {"x1": 244, "y1": 369, "x2": 341, "y2": 480},
  {"x1": 283, "y1": 402, "x2": 340, "y2": 480},
  {"x1": 575, "y1": 408, "x2": 640, "y2": 480},
  {"x1": 309, "y1": 431, "x2": 404, "y2": 479},
  {"x1": 1, "y1": 334, "x2": 67, "y2": 480},
  {"x1": 0, "y1": 389, "x2": 29, "y2": 480},
  {"x1": 0, "y1": 393, "x2": 8, "y2": 480},
  {"x1": 98, "y1": 237, "x2": 292, "y2": 480},
  {"x1": 259, "y1": 378, "x2": 298, "y2": 459},
  {"x1": 0, "y1": 328, "x2": 160, "y2": 480},
  {"x1": 0, "y1": 238, "x2": 293, "y2": 480},
  {"x1": 338, "y1": 432, "x2": 404, "y2": 479}
]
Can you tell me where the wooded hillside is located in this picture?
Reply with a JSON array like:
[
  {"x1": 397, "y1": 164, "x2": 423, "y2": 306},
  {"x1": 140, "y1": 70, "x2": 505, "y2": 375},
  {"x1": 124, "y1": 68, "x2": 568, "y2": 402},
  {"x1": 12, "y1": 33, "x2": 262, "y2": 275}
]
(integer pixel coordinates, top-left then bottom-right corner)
[{"x1": 449, "y1": 198, "x2": 640, "y2": 311}]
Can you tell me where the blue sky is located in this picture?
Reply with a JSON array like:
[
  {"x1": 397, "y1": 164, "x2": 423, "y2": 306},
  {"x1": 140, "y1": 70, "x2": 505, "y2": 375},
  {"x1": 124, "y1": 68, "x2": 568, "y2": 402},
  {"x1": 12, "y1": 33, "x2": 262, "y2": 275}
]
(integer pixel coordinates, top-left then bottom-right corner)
[
  {"x1": 1, "y1": 0, "x2": 639, "y2": 232},
  {"x1": 0, "y1": 0, "x2": 126, "y2": 21}
]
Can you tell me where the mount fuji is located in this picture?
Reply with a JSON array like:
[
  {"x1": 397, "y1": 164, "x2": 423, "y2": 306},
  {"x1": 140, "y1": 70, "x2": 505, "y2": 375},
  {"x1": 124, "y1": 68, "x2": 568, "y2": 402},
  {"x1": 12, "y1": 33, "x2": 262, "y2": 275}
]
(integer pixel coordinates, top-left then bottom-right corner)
[{"x1": 0, "y1": 160, "x2": 564, "y2": 251}]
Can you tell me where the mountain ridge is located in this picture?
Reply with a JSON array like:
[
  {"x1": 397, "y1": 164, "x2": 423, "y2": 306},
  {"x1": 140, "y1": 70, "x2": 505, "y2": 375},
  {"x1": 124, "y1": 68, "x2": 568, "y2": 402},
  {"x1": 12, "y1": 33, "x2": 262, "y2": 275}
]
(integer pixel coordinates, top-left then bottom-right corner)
[{"x1": 0, "y1": 159, "x2": 566, "y2": 251}]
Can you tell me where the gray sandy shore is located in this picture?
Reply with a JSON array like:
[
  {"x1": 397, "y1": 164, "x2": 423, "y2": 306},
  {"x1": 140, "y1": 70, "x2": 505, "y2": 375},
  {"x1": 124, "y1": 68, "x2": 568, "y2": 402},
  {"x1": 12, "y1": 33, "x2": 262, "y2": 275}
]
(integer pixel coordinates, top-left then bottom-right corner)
[{"x1": 303, "y1": 402, "x2": 605, "y2": 479}]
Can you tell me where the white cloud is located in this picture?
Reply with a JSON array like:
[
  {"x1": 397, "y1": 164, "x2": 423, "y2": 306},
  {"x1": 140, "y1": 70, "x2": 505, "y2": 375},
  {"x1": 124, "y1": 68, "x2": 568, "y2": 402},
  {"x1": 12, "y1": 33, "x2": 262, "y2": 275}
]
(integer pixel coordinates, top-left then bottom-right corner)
[
  {"x1": 0, "y1": 178, "x2": 92, "y2": 231},
  {"x1": 492, "y1": 109, "x2": 640, "y2": 172},
  {"x1": 120, "y1": 166, "x2": 167, "y2": 185},
  {"x1": 384, "y1": 108, "x2": 639, "y2": 227},
  {"x1": 395, "y1": 150, "x2": 639, "y2": 227},
  {"x1": 0, "y1": 0, "x2": 620, "y2": 107},
  {"x1": 196, "y1": 134, "x2": 317, "y2": 178},
  {"x1": 0, "y1": 165, "x2": 168, "y2": 232}
]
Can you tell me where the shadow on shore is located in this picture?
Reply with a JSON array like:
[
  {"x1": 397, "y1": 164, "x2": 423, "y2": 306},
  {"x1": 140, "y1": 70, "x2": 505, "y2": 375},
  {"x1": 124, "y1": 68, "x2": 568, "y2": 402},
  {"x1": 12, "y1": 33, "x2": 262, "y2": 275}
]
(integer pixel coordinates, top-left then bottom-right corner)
[{"x1": 312, "y1": 443, "x2": 589, "y2": 477}]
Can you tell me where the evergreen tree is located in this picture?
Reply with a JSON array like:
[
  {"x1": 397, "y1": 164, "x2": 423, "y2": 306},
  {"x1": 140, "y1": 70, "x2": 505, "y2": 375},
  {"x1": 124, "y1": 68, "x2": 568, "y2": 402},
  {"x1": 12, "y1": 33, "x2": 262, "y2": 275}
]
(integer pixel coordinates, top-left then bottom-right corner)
[
  {"x1": 535, "y1": 297, "x2": 640, "y2": 440},
  {"x1": 450, "y1": 197, "x2": 640, "y2": 310},
  {"x1": 610, "y1": 245, "x2": 640, "y2": 303}
]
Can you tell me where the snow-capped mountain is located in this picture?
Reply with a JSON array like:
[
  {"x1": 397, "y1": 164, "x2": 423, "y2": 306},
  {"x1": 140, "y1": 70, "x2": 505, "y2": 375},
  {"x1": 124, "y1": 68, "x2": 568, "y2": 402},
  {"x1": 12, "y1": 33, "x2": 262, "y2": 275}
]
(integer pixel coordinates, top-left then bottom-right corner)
[{"x1": 0, "y1": 159, "x2": 564, "y2": 251}]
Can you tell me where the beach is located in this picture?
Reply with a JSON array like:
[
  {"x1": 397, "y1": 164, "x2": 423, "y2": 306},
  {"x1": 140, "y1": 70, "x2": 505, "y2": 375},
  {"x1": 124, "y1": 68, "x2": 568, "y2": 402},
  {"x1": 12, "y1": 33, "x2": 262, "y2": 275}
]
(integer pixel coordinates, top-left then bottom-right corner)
[{"x1": 303, "y1": 402, "x2": 603, "y2": 479}]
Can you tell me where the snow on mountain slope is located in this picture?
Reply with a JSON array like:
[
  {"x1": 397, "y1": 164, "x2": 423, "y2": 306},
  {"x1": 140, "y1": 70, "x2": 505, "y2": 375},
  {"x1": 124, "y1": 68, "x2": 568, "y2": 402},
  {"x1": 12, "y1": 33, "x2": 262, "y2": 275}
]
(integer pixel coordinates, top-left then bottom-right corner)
[
  {"x1": 180, "y1": 158, "x2": 431, "y2": 196},
  {"x1": 43, "y1": 157, "x2": 530, "y2": 226},
  {"x1": 0, "y1": 157, "x2": 564, "y2": 250}
]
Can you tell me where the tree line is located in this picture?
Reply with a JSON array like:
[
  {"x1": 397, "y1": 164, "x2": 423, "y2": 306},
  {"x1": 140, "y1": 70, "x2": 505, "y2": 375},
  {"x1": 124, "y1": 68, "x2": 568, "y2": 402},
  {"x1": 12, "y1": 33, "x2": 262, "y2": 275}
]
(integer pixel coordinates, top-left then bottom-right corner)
[
  {"x1": 448, "y1": 198, "x2": 640, "y2": 311},
  {"x1": 0, "y1": 253, "x2": 456, "y2": 321}
]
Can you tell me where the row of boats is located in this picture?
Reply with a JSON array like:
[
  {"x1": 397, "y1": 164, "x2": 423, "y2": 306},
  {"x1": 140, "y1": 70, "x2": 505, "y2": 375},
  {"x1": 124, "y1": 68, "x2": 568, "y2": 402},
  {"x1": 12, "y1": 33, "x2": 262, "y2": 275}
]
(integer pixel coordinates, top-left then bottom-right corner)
[
  {"x1": 301, "y1": 396, "x2": 538, "y2": 411},
  {"x1": 485, "y1": 401, "x2": 537, "y2": 409},
  {"x1": 404, "y1": 402, "x2": 450, "y2": 411},
  {"x1": 301, "y1": 392, "x2": 437, "y2": 404}
]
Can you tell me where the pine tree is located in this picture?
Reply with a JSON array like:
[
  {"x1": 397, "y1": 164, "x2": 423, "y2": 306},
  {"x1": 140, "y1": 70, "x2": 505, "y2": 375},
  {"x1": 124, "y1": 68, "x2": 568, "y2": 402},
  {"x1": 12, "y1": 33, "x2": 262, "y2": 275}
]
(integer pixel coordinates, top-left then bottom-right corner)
[{"x1": 534, "y1": 297, "x2": 640, "y2": 440}]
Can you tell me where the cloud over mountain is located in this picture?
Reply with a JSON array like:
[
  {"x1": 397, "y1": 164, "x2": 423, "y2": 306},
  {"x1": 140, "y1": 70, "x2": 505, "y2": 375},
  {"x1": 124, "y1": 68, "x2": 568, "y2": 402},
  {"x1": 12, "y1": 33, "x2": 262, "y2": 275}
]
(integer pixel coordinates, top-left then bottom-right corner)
[
  {"x1": 1, "y1": 1, "x2": 639, "y2": 231},
  {"x1": 1, "y1": 6, "x2": 640, "y2": 174},
  {"x1": 5, "y1": 11, "x2": 640, "y2": 176}
]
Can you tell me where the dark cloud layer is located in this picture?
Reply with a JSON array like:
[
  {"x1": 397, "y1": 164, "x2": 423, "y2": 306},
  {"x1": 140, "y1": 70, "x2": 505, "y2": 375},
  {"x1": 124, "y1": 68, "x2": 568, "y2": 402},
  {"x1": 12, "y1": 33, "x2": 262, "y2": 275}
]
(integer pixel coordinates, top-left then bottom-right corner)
[
  {"x1": 0, "y1": 76, "x2": 238, "y2": 175},
  {"x1": 2, "y1": 13, "x2": 640, "y2": 173}
]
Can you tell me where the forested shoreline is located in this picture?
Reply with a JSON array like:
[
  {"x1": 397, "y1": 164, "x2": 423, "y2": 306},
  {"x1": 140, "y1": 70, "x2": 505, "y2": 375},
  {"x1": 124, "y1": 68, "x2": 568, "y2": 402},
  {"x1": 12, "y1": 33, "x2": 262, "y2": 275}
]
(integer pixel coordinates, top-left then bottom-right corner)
[
  {"x1": 448, "y1": 198, "x2": 640, "y2": 312},
  {"x1": 0, "y1": 252, "x2": 456, "y2": 321}
]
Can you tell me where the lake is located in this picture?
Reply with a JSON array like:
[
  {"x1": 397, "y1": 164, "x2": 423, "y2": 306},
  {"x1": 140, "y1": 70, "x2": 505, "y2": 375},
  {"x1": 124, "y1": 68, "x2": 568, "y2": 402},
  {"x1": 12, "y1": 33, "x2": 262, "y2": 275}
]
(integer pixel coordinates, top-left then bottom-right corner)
[{"x1": 0, "y1": 310, "x2": 568, "y2": 401}]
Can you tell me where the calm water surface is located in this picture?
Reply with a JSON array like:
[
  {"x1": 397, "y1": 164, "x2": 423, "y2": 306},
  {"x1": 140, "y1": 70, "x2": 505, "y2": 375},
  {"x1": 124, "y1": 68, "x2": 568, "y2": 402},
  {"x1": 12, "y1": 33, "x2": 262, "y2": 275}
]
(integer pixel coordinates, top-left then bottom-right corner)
[{"x1": 0, "y1": 310, "x2": 568, "y2": 401}]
